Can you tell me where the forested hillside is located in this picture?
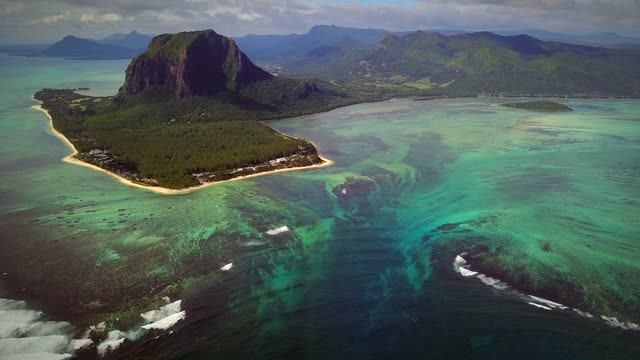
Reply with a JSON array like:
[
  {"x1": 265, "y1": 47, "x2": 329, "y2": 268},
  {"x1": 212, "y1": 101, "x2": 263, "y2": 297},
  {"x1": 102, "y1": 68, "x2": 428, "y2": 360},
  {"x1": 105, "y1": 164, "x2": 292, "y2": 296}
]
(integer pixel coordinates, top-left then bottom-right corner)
[{"x1": 284, "y1": 31, "x2": 640, "y2": 97}]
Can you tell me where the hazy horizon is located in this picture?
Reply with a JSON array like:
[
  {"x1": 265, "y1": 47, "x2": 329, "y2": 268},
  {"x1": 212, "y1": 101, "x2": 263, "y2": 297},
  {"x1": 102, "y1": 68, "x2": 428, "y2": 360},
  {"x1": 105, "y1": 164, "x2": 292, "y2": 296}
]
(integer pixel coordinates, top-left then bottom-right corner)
[{"x1": 1, "y1": 0, "x2": 639, "y2": 44}]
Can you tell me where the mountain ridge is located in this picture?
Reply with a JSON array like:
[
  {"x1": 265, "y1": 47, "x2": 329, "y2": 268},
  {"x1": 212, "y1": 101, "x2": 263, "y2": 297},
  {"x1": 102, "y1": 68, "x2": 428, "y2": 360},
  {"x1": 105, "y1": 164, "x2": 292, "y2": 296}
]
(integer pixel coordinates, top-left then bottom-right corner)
[
  {"x1": 98, "y1": 30, "x2": 153, "y2": 49},
  {"x1": 38, "y1": 35, "x2": 141, "y2": 59},
  {"x1": 283, "y1": 30, "x2": 640, "y2": 97}
]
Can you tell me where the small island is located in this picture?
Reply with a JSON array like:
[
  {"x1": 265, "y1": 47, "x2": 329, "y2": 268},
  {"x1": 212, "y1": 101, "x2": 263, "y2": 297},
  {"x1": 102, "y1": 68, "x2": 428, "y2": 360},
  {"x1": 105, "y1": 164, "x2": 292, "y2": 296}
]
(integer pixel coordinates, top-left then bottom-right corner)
[
  {"x1": 35, "y1": 30, "x2": 356, "y2": 191},
  {"x1": 500, "y1": 101, "x2": 573, "y2": 112}
]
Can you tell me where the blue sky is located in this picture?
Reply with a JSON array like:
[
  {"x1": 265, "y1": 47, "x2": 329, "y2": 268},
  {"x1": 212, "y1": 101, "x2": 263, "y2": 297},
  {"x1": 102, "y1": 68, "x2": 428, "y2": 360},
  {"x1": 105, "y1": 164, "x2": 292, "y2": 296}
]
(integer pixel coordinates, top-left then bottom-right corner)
[{"x1": 0, "y1": 0, "x2": 639, "y2": 43}]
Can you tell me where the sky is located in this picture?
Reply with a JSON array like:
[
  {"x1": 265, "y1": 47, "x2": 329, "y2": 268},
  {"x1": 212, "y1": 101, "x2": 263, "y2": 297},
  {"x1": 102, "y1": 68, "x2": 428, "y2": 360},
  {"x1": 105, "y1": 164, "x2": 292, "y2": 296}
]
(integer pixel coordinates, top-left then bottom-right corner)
[{"x1": 1, "y1": 0, "x2": 639, "y2": 43}]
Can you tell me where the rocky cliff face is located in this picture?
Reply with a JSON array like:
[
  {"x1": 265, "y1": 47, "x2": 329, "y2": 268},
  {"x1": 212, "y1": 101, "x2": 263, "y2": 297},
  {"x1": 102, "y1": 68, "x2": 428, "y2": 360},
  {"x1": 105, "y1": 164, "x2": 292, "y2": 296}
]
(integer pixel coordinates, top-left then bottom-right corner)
[{"x1": 117, "y1": 30, "x2": 272, "y2": 99}]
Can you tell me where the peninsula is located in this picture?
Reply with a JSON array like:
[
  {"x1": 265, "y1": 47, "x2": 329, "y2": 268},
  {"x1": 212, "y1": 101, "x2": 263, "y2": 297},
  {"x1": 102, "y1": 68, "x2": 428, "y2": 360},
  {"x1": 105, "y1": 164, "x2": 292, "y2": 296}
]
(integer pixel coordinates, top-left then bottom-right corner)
[
  {"x1": 35, "y1": 30, "x2": 356, "y2": 190},
  {"x1": 35, "y1": 29, "x2": 640, "y2": 191}
]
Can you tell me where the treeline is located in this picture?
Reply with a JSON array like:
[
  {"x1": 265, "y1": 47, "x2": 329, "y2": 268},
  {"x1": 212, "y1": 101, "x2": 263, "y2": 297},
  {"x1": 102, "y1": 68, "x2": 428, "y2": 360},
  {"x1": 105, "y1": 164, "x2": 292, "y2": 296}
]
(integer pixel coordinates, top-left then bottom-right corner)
[
  {"x1": 93, "y1": 121, "x2": 314, "y2": 188},
  {"x1": 35, "y1": 85, "x2": 339, "y2": 189}
]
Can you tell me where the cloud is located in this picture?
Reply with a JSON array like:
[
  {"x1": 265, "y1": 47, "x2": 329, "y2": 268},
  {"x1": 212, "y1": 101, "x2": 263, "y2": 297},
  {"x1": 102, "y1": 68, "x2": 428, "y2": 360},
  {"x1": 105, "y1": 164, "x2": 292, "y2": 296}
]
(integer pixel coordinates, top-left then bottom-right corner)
[
  {"x1": 1, "y1": 0, "x2": 639, "y2": 44},
  {"x1": 0, "y1": 1, "x2": 24, "y2": 14},
  {"x1": 427, "y1": 0, "x2": 640, "y2": 20},
  {"x1": 29, "y1": 12, "x2": 69, "y2": 24},
  {"x1": 80, "y1": 12, "x2": 123, "y2": 23},
  {"x1": 205, "y1": 6, "x2": 266, "y2": 21}
]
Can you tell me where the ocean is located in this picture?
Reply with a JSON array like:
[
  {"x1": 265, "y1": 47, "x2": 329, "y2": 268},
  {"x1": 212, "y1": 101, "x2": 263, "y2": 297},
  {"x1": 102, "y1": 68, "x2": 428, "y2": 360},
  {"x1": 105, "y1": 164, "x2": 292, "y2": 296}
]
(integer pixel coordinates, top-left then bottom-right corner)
[{"x1": 0, "y1": 54, "x2": 639, "y2": 359}]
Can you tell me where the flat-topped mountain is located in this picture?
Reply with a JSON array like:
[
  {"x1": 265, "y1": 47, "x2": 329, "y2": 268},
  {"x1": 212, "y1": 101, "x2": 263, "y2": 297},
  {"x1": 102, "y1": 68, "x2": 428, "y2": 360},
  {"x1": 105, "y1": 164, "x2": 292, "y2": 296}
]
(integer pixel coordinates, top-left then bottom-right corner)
[
  {"x1": 36, "y1": 30, "x2": 355, "y2": 189},
  {"x1": 119, "y1": 30, "x2": 272, "y2": 98}
]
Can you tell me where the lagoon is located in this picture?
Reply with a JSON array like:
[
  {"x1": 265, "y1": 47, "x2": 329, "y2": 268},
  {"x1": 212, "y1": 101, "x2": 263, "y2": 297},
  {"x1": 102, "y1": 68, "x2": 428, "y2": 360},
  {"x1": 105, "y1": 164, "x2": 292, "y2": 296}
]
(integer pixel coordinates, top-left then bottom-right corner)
[{"x1": 0, "y1": 54, "x2": 639, "y2": 359}]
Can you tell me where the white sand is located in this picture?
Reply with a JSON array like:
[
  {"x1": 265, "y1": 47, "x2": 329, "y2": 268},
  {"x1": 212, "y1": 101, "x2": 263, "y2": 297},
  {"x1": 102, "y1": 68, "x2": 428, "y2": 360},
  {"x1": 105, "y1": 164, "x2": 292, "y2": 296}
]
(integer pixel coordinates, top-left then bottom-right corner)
[{"x1": 33, "y1": 103, "x2": 334, "y2": 195}]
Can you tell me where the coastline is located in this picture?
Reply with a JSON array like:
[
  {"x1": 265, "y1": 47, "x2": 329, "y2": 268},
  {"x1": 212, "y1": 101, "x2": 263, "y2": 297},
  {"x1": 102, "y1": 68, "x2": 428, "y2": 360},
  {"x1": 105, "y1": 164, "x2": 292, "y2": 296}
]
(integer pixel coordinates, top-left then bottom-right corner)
[
  {"x1": 32, "y1": 103, "x2": 334, "y2": 195},
  {"x1": 32, "y1": 94, "x2": 633, "y2": 195}
]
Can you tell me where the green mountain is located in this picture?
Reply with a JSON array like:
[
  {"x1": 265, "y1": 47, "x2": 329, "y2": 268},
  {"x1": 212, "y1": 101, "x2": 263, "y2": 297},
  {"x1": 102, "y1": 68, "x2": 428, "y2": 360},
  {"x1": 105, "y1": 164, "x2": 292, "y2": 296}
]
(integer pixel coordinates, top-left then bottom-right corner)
[
  {"x1": 284, "y1": 31, "x2": 640, "y2": 97},
  {"x1": 36, "y1": 30, "x2": 356, "y2": 189},
  {"x1": 116, "y1": 30, "x2": 352, "y2": 111},
  {"x1": 118, "y1": 30, "x2": 273, "y2": 98},
  {"x1": 38, "y1": 35, "x2": 141, "y2": 60}
]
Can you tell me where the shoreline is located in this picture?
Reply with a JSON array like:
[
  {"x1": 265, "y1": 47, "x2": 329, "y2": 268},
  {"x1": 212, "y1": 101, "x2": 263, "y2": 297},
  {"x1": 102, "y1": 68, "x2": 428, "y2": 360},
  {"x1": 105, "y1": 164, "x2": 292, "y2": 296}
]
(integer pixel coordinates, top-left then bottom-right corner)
[
  {"x1": 32, "y1": 103, "x2": 334, "y2": 195},
  {"x1": 32, "y1": 94, "x2": 636, "y2": 195}
]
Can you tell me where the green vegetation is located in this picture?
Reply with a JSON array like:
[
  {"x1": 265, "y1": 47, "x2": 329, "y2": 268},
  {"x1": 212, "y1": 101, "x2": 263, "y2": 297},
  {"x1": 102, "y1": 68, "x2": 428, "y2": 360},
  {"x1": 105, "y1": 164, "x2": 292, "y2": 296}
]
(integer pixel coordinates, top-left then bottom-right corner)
[
  {"x1": 35, "y1": 29, "x2": 640, "y2": 188},
  {"x1": 35, "y1": 30, "x2": 359, "y2": 189},
  {"x1": 283, "y1": 31, "x2": 640, "y2": 98},
  {"x1": 501, "y1": 101, "x2": 573, "y2": 112},
  {"x1": 35, "y1": 88, "x2": 350, "y2": 188}
]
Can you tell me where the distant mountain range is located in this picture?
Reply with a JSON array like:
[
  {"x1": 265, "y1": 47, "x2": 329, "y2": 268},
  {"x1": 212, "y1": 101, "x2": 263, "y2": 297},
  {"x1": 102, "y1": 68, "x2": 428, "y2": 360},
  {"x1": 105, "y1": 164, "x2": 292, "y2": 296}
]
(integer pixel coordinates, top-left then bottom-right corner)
[
  {"x1": 2, "y1": 26, "x2": 638, "y2": 61},
  {"x1": 2, "y1": 31, "x2": 154, "y2": 60},
  {"x1": 234, "y1": 25, "x2": 407, "y2": 61},
  {"x1": 283, "y1": 30, "x2": 640, "y2": 97},
  {"x1": 38, "y1": 35, "x2": 142, "y2": 60},
  {"x1": 234, "y1": 25, "x2": 640, "y2": 62},
  {"x1": 98, "y1": 30, "x2": 152, "y2": 50},
  {"x1": 495, "y1": 29, "x2": 640, "y2": 49}
]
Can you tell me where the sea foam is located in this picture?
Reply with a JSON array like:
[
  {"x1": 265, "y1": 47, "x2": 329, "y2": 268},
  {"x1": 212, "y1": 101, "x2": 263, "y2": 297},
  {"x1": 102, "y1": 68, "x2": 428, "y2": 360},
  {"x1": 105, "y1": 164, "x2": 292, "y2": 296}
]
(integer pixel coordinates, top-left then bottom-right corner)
[
  {"x1": 0, "y1": 299, "x2": 27, "y2": 311},
  {"x1": 0, "y1": 298, "x2": 81, "y2": 359},
  {"x1": 140, "y1": 300, "x2": 182, "y2": 323},
  {"x1": 527, "y1": 302, "x2": 552, "y2": 311},
  {"x1": 0, "y1": 353, "x2": 72, "y2": 360},
  {"x1": 451, "y1": 254, "x2": 640, "y2": 331},
  {"x1": 141, "y1": 311, "x2": 186, "y2": 331},
  {"x1": 266, "y1": 226, "x2": 289, "y2": 235},
  {"x1": 0, "y1": 335, "x2": 70, "y2": 356},
  {"x1": 0, "y1": 310, "x2": 43, "y2": 323},
  {"x1": 453, "y1": 255, "x2": 477, "y2": 276},
  {"x1": 96, "y1": 331, "x2": 126, "y2": 356}
]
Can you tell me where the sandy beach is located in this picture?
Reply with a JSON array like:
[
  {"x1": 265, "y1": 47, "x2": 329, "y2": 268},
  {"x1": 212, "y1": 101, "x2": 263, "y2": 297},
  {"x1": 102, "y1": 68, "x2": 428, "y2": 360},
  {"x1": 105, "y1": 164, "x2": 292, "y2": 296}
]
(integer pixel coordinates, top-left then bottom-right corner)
[{"x1": 32, "y1": 103, "x2": 334, "y2": 195}]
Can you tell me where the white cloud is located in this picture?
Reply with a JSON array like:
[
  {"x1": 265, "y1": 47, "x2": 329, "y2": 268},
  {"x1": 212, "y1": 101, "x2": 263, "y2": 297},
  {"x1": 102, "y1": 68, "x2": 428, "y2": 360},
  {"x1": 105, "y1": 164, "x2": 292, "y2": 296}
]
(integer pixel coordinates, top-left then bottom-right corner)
[
  {"x1": 80, "y1": 12, "x2": 122, "y2": 23},
  {"x1": 29, "y1": 11, "x2": 69, "y2": 24}
]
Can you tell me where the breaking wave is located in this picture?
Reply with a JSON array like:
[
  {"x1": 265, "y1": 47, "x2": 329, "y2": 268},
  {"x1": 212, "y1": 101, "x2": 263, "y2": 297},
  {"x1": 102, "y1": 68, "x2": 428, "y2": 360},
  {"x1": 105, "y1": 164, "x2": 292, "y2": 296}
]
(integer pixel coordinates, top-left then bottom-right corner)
[
  {"x1": 452, "y1": 254, "x2": 640, "y2": 331},
  {"x1": 91, "y1": 297, "x2": 187, "y2": 356},
  {"x1": 141, "y1": 300, "x2": 182, "y2": 323},
  {"x1": 266, "y1": 226, "x2": 289, "y2": 236},
  {"x1": 0, "y1": 298, "x2": 82, "y2": 359}
]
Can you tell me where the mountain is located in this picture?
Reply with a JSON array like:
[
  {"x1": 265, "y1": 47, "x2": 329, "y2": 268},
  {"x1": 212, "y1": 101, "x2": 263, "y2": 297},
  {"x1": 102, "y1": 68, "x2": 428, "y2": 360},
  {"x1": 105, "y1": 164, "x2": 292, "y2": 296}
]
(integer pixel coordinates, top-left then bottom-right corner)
[
  {"x1": 118, "y1": 30, "x2": 272, "y2": 98},
  {"x1": 38, "y1": 35, "x2": 141, "y2": 59},
  {"x1": 37, "y1": 30, "x2": 356, "y2": 189},
  {"x1": 234, "y1": 25, "x2": 640, "y2": 60},
  {"x1": 98, "y1": 31, "x2": 153, "y2": 50},
  {"x1": 116, "y1": 29, "x2": 350, "y2": 106},
  {"x1": 496, "y1": 29, "x2": 640, "y2": 49},
  {"x1": 284, "y1": 30, "x2": 640, "y2": 97},
  {"x1": 234, "y1": 24, "x2": 404, "y2": 61}
]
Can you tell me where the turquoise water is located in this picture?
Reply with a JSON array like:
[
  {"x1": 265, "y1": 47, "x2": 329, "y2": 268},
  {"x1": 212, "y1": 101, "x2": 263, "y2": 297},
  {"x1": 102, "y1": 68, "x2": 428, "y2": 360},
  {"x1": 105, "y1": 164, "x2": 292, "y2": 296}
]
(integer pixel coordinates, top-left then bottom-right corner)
[{"x1": 0, "y1": 54, "x2": 639, "y2": 359}]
